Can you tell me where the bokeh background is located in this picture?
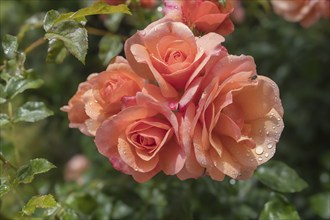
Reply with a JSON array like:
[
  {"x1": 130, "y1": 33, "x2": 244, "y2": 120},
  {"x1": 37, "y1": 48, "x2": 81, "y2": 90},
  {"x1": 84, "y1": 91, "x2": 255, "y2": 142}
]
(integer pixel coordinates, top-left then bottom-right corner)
[{"x1": 0, "y1": 0, "x2": 329, "y2": 219}]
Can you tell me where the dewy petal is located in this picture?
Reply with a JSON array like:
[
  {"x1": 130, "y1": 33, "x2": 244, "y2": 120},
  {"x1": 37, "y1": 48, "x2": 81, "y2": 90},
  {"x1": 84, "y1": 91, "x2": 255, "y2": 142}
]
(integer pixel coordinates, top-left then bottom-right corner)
[{"x1": 179, "y1": 103, "x2": 204, "y2": 179}]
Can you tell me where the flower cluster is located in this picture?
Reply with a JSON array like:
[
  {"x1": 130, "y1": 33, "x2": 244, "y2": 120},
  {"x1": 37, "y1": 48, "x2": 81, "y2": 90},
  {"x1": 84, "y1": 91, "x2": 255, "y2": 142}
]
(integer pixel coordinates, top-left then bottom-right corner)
[
  {"x1": 271, "y1": 0, "x2": 330, "y2": 27},
  {"x1": 62, "y1": 0, "x2": 284, "y2": 182}
]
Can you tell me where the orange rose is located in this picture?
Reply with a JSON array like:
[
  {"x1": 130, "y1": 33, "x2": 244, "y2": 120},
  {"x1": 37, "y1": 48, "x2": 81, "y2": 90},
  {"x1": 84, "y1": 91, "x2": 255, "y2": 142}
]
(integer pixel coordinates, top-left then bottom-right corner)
[
  {"x1": 178, "y1": 55, "x2": 284, "y2": 180},
  {"x1": 125, "y1": 20, "x2": 225, "y2": 99},
  {"x1": 164, "y1": 0, "x2": 234, "y2": 35},
  {"x1": 61, "y1": 57, "x2": 144, "y2": 136},
  {"x1": 94, "y1": 85, "x2": 185, "y2": 182},
  {"x1": 271, "y1": 0, "x2": 330, "y2": 27}
]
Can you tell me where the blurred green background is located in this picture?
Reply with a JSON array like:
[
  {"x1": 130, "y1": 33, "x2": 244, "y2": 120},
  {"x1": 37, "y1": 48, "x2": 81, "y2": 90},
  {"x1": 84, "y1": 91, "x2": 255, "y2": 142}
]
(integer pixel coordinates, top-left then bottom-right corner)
[{"x1": 0, "y1": 0, "x2": 329, "y2": 219}]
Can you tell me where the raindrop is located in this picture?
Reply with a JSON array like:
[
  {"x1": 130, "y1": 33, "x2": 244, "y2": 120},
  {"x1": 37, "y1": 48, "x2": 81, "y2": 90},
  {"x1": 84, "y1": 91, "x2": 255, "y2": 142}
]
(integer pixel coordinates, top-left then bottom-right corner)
[
  {"x1": 258, "y1": 157, "x2": 263, "y2": 161},
  {"x1": 272, "y1": 126, "x2": 276, "y2": 129},
  {"x1": 277, "y1": 117, "x2": 281, "y2": 121},
  {"x1": 258, "y1": 129, "x2": 262, "y2": 134},
  {"x1": 270, "y1": 112, "x2": 274, "y2": 116},
  {"x1": 267, "y1": 143, "x2": 273, "y2": 149},
  {"x1": 265, "y1": 153, "x2": 269, "y2": 158},
  {"x1": 266, "y1": 131, "x2": 270, "y2": 135},
  {"x1": 255, "y1": 146, "x2": 264, "y2": 155},
  {"x1": 229, "y1": 179, "x2": 236, "y2": 185},
  {"x1": 276, "y1": 124, "x2": 280, "y2": 127}
]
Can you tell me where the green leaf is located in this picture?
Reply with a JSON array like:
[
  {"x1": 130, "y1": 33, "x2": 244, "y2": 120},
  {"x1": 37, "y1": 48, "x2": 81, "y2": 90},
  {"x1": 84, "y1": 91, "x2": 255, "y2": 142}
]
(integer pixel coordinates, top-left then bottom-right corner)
[
  {"x1": 255, "y1": 160, "x2": 308, "y2": 193},
  {"x1": 45, "y1": 21, "x2": 88, "y2": 64},
  {"x1": 46, "y1": 39, "x2": 68, "y2": 64},
  {"x1": 0, "y1": 84, "x2": 6, "y2": 104},
  {"x1": 0, "y1": 178, "x2": 12, "y2": 197},
  {"x1": 310, "y1": 192, "x2": 330, "y2": 219},
  {"x1": 4, "y1": 77, "x2": 43, "y2": 99},
  {"x1": 0, "y1": 114, "x2": 10, "y2": 127},
  {"x1": 259, "y1": 195, "x2": 300, "y2": 220},
  {"x1": 22, "y1": 194, "x2": 57, "y2": 216},
  {"x1": 98, "y1": 34, "x2": 123, "y2": 66},
  {"x1": 43, "y1": 10, "x2": 60, "y2": 32},
  {"x1": 13, "y1": 101, "x2": 53, "y2": 123},
  {"x1": 54, "y1": 0, "x2": 131, "y2": 24},
  {"x1": 15, "y1": 158, "x2": 56, "y2": 184},
  {"x1": 58, "y1": 208, "x2": 80, "y2": 220},
  {"x1": 2, "y1": 34, "x2": 18, "y2": 59}
]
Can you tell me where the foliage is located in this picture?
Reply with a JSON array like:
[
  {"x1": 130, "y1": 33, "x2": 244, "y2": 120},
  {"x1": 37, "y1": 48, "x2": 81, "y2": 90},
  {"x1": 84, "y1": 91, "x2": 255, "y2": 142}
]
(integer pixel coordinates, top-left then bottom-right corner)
[{"x1": 0, "y1": 0, "x2": 329, "y2": 219}]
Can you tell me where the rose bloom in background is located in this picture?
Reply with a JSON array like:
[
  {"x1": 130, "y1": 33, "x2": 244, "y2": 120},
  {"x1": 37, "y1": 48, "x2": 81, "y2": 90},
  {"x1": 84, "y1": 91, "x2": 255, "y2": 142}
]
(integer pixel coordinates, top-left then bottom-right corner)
[
  {"x1": 64, "y1": 154, "x2": 90, "y2": 184},
  {"x1": 271, "y1": 0, "x2": 330, "y2": 27},
  {"x1": 164, "y1": 0, "x2": 235, "y2": 35}
]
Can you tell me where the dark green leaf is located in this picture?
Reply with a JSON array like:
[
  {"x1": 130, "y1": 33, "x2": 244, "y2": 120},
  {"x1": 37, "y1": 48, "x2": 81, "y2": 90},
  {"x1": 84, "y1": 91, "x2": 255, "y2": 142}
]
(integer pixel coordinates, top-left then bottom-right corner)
[
  {"x1": 0, "y1": 178, "x2": 12, "y2": 197},
  {"x1": 46, "y1": 39, "x2": 68, "y2": 64},
  {"x1": 15, "y1": 158, "x2": 56, "y2": 184},
  {"x1": 255, "y1": 160, "x2": 308, "y2": 193},
  {"x1": 21, "y1": 194, "x2": 57, "y2": 216},
  {"x1": 4, "y1": 77, "x2": 43, "y2": 99},
  {"x1": 54, "y1": 0, "x2": 131, "y2": 24},
  {"x1": 2, "y1": 34, "x2": 18, "y2": 59},
  {"x1": 259, "y1": 195, "x2": 300, "y2": 220},
  {"x1": 98, "y1": 34, "x2": 123, "y2": 66},
  {"x1": 45, "y1": 21, "x2": 88, "y2": 64},
  {"x1": 13, "y1": 101, "x2": 53, "y2": 123},
  {"x1": 310, "y1": 192, "x2": 330, "y2": 219},
  {"x1": 0, "y1": 113, "x2": 10, "y2": 127}
]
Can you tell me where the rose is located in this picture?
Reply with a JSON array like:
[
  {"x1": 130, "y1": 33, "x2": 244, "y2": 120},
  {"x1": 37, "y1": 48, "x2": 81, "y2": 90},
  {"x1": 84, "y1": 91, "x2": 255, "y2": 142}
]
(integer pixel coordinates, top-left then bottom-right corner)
[
  {"x1": 125, "y1": 19, "x2": 225, "y2": 99},
  {"x1": 95, "y1": 85, "x2": 185, "y2": 182},
  {"x1": 61, "y1": 57, "x2": 144, "y2": 136},
  {"x1": 140, "y1": 0, "x2": 157, "y2": 9},
  {"x1": 164, "y1": 0, "x2": 234, "y2": 35},
  {"x1": 178, "y1": 55, "x2": 284, "y2": 180},
  {"x1": 270, "y1": 0, "x2": 330, "y2": 27}
]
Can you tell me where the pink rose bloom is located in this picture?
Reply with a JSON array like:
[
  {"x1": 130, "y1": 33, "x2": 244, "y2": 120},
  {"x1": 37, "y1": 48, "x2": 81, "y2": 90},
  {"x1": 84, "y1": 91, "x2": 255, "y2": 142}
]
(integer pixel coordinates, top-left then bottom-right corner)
[
  {"x1": 64, "y1": 154, "x2": 90, "y2": 184},
  {"x1": 95, "y1": 85, "x2": 185, "y2": 182},
  {"x1": 271, "y1": 0, "x2": 330, "y2": 27},
  {"x1": 125, "y1": 19, "x2": 226, "y2": 99},
  {"x1": 61, "y1": 57, "x2": 144, "y2": 136},
  {"x1": 178, "y1": 55, "x2": 284, "y2": 180},
  {"x1": 164, "y1": 0, "x2": 234, "y2": 35}
]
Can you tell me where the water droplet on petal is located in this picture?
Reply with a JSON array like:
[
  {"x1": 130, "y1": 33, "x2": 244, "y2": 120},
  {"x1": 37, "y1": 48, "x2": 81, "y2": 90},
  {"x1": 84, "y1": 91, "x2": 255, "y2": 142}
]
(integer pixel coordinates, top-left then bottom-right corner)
[
  {"x1": 258, "y1": 157, "x2": 263, "y2": 161},
  {"x1": 265, "y1": 153, "x2": 269, "y2": 158},
  {"x1": 266, "y1": 131, "x2": 270, "y2": 135},
  {"x1": 277, "y1": 117, "x2": 281, "y2": 121},
  {"x1": 272, "y1": 126, "x2": 276, "y2": 129},
  {"x1": 255, "y1": 146, "x2": 264, "y2": 155},
  {"x1": 267, "y1": 143, "x2": 273, "y2": 149}
]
